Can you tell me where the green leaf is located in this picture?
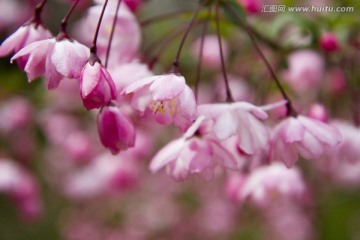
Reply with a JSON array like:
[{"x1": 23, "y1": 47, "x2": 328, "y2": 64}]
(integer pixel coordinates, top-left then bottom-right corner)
[{"x1": 222, "y1": 0, "x2": 246, "y2": 24}]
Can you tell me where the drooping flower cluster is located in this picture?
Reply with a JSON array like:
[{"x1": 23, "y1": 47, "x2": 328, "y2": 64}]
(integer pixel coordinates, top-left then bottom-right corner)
[{"x1": 1, "y1": 0, "x2": 359, "y2": 238}]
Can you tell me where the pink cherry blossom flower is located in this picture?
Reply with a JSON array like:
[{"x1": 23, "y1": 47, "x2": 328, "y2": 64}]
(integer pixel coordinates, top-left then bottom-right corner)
[
  {"x1": 320, "y1": 32, "x2": 339, "y2": 52},
  {"x1": 124, "y1": 73, "x2": 196, "y2": 132},
  {"x1": 74, "y1": 1, "x2": 140, "y2": 65},
  {"x1": 226, "y1": 163, "x2": 307, "y2": 207},
  {"x1": 97, "y1": 105, "x2": 136, "y2": 154},
  {"x1": 264, "y1": 202, "x2": 314, "y2": 240},
  {"x1": 283, "y1": 50, "x2": 324, "y2": 92},
  {"x1": 149, "y1": 116, "x2": 237, "y2": 181},
  {"x1": 197, "y1": 102, "x2": 269, "y2": 155},
  {"x1": 0, "y1": 159, "x2": 42, "y2": 220},
  {"x1": 319, "y1": 121, "x2": 360, "y2": 187},
  {"x1": 64, "y1": 152, "x2": 138, "y2": 199},
  {"x1": 0, "y1": 97, "x2": 32, "y2": 134},
  {"x1": 0, "y1": 23, "x2": 52, "y2": 69},
  {"x1": 271, "y1": 115, "x2": 342, "y2": 167},
  {"x1": 191, "y1": 35, "x2": 229, "y2": 69},
  {"x1": 80, "y1": 61, "x2": 117, "y2": 110},
  {"x1": 0, "y1": 0, "x2": 30, "y2": 31},
  {"x1": 11, "y1": 38, "x2": 89, "y2": 89}
]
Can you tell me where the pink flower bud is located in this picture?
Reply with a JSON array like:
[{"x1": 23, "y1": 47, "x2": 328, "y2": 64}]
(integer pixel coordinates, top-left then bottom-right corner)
[
  {"x1": 124, "y1": 0, "x2": 142, "y2": 12},
  {"x1": 320, "y1": 32, "x2": 339, "y2": 52},
  {"x1": 238, "y1": 0, "x2": 262, "y2": 14},
  {"x1": 307, "y1": 104, "x2": 328, "y2": 122},
  {"x1": 80, "y1": 61, "x2": 117, "y2": 110},
  {"x1": 97, "y1": 105, "x2": 136, "y2": 154}
]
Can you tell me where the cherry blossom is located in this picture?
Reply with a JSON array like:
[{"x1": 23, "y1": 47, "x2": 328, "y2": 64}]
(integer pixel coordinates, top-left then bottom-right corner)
[
  {"x1": 11, "y1": 38, "x2": 89, "y2": 89},
  {"x1": 271, "y1": 115, "x2": 342, "y2": 167},
  {"x1": 150, "y1": 116, "x2": 237, "y2": 181},
  {"x1": 124, "y1": 73, "x2": 196, "y2": 131}
]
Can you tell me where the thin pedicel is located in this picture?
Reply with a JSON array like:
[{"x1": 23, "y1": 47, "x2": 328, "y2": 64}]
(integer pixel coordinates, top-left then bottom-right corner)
[
  {"x1": 104, "y1": 0, "x2": 123, "y2": 68},
  {"x1": 223, "y1": 1, "x2": 297, "y2": 116},
  {"x1": 216, "y1": 1, "x2": 233, "y2": 103}
]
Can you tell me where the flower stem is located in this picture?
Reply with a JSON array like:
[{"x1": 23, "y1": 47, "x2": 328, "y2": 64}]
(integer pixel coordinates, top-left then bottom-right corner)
[
  {"x1": 140, "y1": 10, "x2": 195, "y2": 27},
  {"x1": 104, "y1": 0, "x2": 123, "y2": 68},
  {"x1": 58, "y1": 0, "x2": 80, "y2": 39},
  {"x1": 216, "y1": 2, "x2": 233, "y2": 103},
  {"x1": 195, "y1": 7, "x2": 211, "y2": 101},
  {"x1": 171, "y1": 2, "x2": 203, "y2": 73},
  {"x1": 147, "y1": 22, "x2": 200, "y2": 70},
  {"x1": 223, "y1": 2, "x2": 296, "y2": 116},
  {"x1": 26, "y1": 0, "x2": 48, "y2": 28},
  {"x1": 90, "y1": 0, "x2": 109, "y2": 55}
]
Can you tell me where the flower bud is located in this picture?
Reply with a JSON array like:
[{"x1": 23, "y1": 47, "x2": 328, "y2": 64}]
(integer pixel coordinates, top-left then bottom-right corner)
[
  {"x1": 80, "y1": 61, "x2": 117, "y2": 110},
  {"x1": 320, "y1": 32, "x2": 339, "y2": 52},
  {"x1": 97, "y1": 105, "x2": 136, "y2": 154}
]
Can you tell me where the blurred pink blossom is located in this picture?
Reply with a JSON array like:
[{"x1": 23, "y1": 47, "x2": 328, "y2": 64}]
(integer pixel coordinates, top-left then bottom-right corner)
[
  {"x1": 0, "y1": 159, "x2": 42, "y2": 220},
  {"x1": 283, "y1": 50, "x2": 324, "y2": 92},
  {"x1": 191, "y1": 35, "x2": 229, "y2": 69},
  {"x1": 226, "y1": 163, "x2": 307, "y2": 207},
  {"x1": 0, "y1": 97, "x2": 32, "y2": 134},
  {"x1": 271, "y1": 115, "x2": 341, "y2": 167},
  {"x1": 65, "y1": 152, "x2": 138, "y2": 199},
  {"x1": 74, "y1": 1, "x2": 140, "y2": 66}
]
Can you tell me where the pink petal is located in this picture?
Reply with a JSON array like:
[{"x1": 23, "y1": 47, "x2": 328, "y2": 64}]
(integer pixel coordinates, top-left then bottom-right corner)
[
  {"x1": 168, "y1": 156, "x2": 189, "y2": 181},
  {"x1": 130, "y1": 87, "x2": 152, "y2": 111},
  {"x1": 51, "y1": 40, "x2": 89, "y2": 79},
  {"x1": 183, "y1": 116, "x2": 206, "y2": 139},
  {"x1": 149, "y1": 138, "x2": 185, "y2": 172},
  {"x1": 81, "y1": 62, "x2": 101, "y2": 96},
  {"x1": 174, "y1": 86, "x2": 197, "y2": 132},
  {"x1": 211, "y1": 139, "x2": 238, "y2": 169},
  {"x1": 197, "y1": 103, "x2": 229, "y2": 119},
  {"x1": 124, "y1": 75, "x2": 157, "y2": 94},
  {"x1": 213, "y1": 110, "x2": 237, "y2": 140},
  {"x1": 285, "y1": 117, "x2": 305, "y2": 142},
  {"x1": 45, "y1": 52, "x2": 62, "y2": 89},
  {"x1": 150, "y1": 74, "x2": 185, "y2": 101},
  {"x1": 232, "y1": 102, "x2": 268, "y2": 119},
  {"x1": 11, "y1": 39, "x2": 53, "y2": 63},
  {"x1": 0, "y1": 26, "x2": 28, "y2": 56},
  {"x1": 298, "y1": 116, "x2": 341, "y2": 146},
  {"x1": 275, "y1": 140, "x2": 299, "y2": 168},
  {"x1": 297, "y1": 131, "x2": 323, "y2": 159}
]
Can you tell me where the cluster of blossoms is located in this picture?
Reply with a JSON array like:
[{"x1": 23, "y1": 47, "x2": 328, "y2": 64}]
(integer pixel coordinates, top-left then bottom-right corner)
[{"x1": 0, "y1": 0, "x2": 359, "y2": 239}]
